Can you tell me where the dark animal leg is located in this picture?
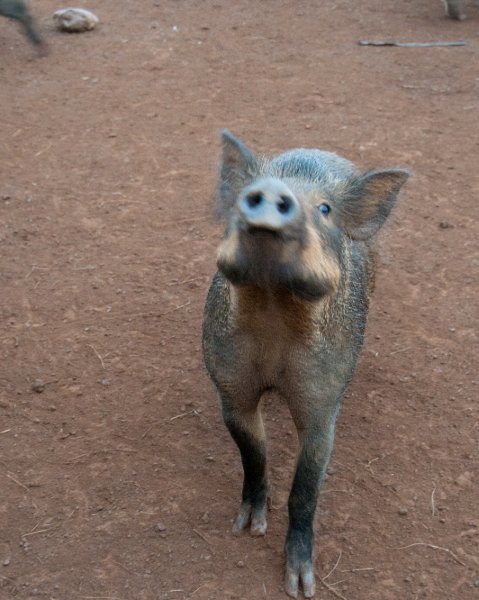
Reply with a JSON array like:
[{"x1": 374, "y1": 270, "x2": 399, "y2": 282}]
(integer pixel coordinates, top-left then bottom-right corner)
[
  {"x1": 284, "y1": 408, "x2": 339, "y2": 598},
  {"x1": 222, "y1": 398, "x2": 268, "y2": 536}
]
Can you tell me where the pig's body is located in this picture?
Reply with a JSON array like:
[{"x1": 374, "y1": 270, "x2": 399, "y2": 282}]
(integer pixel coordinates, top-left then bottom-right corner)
[{"x1": 203, "y1": 132, "x2": 409, "y2": 598}]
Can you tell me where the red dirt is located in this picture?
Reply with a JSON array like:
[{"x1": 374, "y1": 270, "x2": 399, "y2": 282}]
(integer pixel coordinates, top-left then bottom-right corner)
[{"x1": 1, "y1": 1, "x2": 478, "y2": 599}]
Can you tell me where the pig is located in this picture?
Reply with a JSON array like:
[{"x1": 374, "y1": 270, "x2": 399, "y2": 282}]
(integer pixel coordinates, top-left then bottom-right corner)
[
  {"x1": 202, "y1": 131, "x2": 409, "y2": 598},
  {"x1": 0, "y1": 0, "x2": 44, "y2": 47}
]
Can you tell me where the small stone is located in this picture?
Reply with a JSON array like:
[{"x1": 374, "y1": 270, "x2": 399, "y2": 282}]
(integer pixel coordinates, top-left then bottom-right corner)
[
  {"x1": 455, "y1": 472, "x2": 473, "y2": 488},
  {"x1": 53, "y1": 8, "x2": 99, "y2": 32},
  {"x1": 30, "y1": 379, "x2": 45, "y2": 393},
  {"x1": 156, "y1": 521, "x2": 166, "y2": 532},
  {"x1": 3, "y1": 558, "x2": 10, "y2": 566},
  {"x1": 201, "y1": 512, "x2": 210, "y2": 524},
  {"x1": 439, "y1": 221, "x2": 454, "y2": 229},
  {"x1": 398, "y1": 507, "x2": 408, "y2": 516},
  {"x1": 473, "y1": 580, "x2": 479, "y2": 588},
  {"x1": 236, "y1": 560, "x2": 245, "y2": 568}
]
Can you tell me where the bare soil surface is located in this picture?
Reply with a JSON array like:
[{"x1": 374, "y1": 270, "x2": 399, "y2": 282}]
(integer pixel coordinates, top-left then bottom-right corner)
[{"x1": 1, "y1": 1, "x2": 478, "y2": 599}]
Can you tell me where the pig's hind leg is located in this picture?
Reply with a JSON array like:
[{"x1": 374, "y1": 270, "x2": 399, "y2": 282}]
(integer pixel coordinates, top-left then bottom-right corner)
[{"x1": 221, "y1": 394, "x2": 268, "y2": 536}]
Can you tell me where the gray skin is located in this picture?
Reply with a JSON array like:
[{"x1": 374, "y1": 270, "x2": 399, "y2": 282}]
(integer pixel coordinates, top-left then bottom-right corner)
[
  {"x1": 0, "y1": 0, "x2": 44, "y2": 46},
  {"x1": 202, "y1": 131, "x2": 409, "y2": 599}
]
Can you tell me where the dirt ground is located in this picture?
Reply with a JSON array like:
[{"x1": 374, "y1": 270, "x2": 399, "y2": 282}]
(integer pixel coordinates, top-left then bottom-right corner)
[{"x1": 1, "y1": 1, "x2": 478, "y2": 599}]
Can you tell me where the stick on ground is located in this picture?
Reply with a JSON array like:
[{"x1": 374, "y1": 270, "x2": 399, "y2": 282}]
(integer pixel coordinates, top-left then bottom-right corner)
[{"x1": 359, "y1": 40, "x2": 466, "y2": 47}]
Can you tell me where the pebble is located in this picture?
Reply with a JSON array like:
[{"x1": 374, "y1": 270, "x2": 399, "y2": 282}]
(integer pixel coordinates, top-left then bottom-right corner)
[
  {"x1": 455, "y1": 472, "x2": 473, "y2": 488},
  {"x1": 155, "y1": 521, "x2": 167, "y2": 532},
  {"x1": 398, "y1": 507, "x2": 408, "y2": 516},
  {"x1": 53, "y1": 8, "x2": 99, "y2": 32},
  {"x1": 3, "y1": 558, "x2": 10, "y2": 567},
  {"x1": 30, "y1": 379, "x2": 45, "y2": 393},
  {"x1": 236, "y1": 560, "x2": 245, "y2": 568}
]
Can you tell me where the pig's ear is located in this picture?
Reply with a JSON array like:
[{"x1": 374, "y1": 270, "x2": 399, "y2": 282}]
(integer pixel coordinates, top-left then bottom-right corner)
[
  {"x1": 217, "y1": 130, "x2": 260, "y2": 216},
  {"x1": 340, "y1": 168, "x2": 410, "y2": 240}
]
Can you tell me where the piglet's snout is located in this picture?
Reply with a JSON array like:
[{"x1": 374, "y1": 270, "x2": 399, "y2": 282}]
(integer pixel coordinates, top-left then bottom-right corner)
[{"x1": 238, "y1": 178, "x2": 301, "y2": 232}]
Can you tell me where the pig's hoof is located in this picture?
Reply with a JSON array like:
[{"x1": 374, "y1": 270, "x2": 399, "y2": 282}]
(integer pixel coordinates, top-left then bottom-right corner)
[
  {"x1": 285, "y1": 561, "x2": 316, "y2": 598},
  {"x1": 232, "y1": 505, "x2": 251, "y2": 535},
  {"x1": 232, "y1": 502, "x2": 267, "y2": 536},
  {"x1": 250, "y1": 510, "x2": 267, "y2": 536}
]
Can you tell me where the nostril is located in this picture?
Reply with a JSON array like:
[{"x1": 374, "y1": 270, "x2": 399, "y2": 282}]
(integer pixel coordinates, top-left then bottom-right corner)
[
  {"x1": 277, "y1": 195, "x2": 293, "y2": 214},
  {"x1": 246, "y1": 192, "x2": 264, "y2": 209}
]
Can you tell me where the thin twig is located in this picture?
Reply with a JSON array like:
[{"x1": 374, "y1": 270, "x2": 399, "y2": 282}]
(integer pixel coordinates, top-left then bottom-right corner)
[
  {"x1": 431, "y1": 483, "x2": 437, "y2": 517},
  {"x1": 323, "y1": 551, "x2": 342, "y2": 581},
  {"x1": 394, "y1": 542, "x2": 466, "y2": 567},
  {"x1": 28, "y1": 520, "x2": 42, "y2": 534},
  {"x1": 66, "y1": 453, "x2": 90, "y2": 463},
  {"x1": 365, "y1": 457, "x2": 380, "y2": 470},
  {"x1": 22, "y1": 527, "x2": 56, "y2": 537},
  {"x1": 193, "y1": 528, "x2": 212, "y2": 546},
  {"x1": 111, "y1": 560, "x2": 137, "y2": 575},
  {"x1": 86, "y1": 344, "x2": 106, "y2": 369},
  {"x1": 359, "y1": 40, "x2": 466, "y2": 47},
  {"x1": 389, "y1": 346, "x2": 411, "y2": 355},
  {"x1": 191, "y1": 583, "x2": 210, "y2": 596},
  {"x1": 141, "y1": 421, "x2": 160, "y2": 439},
  {"x1": 159, "y1": 300, "x2": 191, "y2": 316},
  {"x1": 25, "y1": 265, "x2": 49, "y2": 278},
  {"x1": 319, "y1": 577, "x2": 350, "y2": 600},
  {"x1": 170, "y1": 409, "x2": 199, "y2": 421},
  {"x1": 6, "y1": 472, "x2": 29, "y2": 491}
]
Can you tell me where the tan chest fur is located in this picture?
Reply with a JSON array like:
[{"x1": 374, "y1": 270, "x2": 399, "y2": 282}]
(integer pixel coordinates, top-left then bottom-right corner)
[{"x1": 230, "y1": 285, "x2": 321, "y2": 383}]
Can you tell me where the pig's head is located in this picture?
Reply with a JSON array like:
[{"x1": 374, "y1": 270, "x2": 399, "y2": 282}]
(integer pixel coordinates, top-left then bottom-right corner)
[{"x1": 216, "y1": 130, "x2": 409, "y2": 301}]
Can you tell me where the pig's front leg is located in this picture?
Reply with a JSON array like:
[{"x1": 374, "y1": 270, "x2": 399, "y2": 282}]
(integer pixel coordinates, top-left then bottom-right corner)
[
  {"x1": 221, "y1": 394, "x2": 269, "y2": 536},
  {"x1": 284, "y1": 400, "x2": 340, "y2": 598}
]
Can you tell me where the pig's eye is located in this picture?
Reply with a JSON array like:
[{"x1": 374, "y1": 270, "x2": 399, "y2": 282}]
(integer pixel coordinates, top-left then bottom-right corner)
[{"x1": 318, "y1": 203, "x2": 331, "y2": 216}]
